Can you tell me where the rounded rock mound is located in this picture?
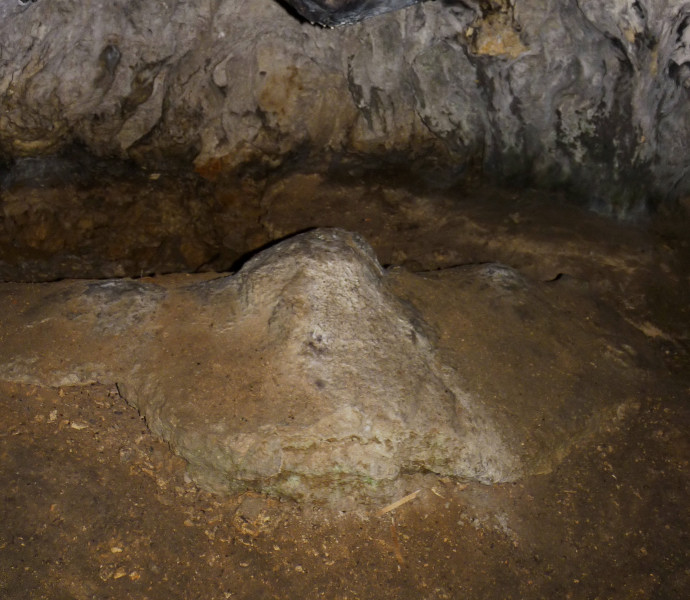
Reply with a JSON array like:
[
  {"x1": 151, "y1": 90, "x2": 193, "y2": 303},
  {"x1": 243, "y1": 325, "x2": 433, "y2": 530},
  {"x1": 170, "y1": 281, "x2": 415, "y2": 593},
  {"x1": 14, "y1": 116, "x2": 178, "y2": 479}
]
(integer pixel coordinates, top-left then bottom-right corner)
[
  {"x1": 123, "y1": 228, "x2": 518, "y2": 505},
  {"x1": 0, "y1": 228, "x2": 648, "y2": 508}
]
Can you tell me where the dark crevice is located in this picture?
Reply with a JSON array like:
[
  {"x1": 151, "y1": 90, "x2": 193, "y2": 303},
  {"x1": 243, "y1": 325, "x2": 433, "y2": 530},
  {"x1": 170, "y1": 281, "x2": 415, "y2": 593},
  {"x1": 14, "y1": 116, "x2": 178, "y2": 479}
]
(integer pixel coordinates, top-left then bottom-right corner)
[{"x1": 676, "y1": 15, "x2": 688, "y2": 42}]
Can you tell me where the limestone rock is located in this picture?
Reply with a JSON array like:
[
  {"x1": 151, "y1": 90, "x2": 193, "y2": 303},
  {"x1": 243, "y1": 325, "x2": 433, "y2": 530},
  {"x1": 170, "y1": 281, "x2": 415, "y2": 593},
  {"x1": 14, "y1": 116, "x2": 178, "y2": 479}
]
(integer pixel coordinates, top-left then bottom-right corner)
[
  {"x1": 0, "y1": 229, "x2": 651, "y2": 505},
  {"x1": 0, "y1": 1, "x2": 688, "y2": 214}
]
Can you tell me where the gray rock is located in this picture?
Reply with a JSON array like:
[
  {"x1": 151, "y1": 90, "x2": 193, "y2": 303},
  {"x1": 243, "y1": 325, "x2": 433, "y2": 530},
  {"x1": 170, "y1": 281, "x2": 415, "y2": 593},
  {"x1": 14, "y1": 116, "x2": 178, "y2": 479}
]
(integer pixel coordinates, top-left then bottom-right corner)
[
  {"x1": 0, "y1": 228, "x2": 650, "y2": 505},
  {"x1": 0, "y1": 1, "x2": 688, "y2": 214}
]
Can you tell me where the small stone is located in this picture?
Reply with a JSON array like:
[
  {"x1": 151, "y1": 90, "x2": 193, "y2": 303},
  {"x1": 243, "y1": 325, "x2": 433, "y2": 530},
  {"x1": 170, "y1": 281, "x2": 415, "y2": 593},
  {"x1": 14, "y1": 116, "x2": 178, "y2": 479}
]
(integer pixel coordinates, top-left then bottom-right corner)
[
  {"x1": 99, "y1": 565, "x2": 114, "y2": 581},
  {"x1": 119, "y1": 446, "x2": 134, "y2": 463}
]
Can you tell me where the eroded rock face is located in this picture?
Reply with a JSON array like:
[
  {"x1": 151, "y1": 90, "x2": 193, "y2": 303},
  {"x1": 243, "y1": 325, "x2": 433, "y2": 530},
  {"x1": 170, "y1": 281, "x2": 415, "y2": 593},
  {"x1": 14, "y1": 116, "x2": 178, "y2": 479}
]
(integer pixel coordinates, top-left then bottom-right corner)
[
  {"x1": 0, "y1": 0, "x2": 688, "y2": 214},
  {"x1": 0, "y1": 229, "x2": 650, "y2": 505}
]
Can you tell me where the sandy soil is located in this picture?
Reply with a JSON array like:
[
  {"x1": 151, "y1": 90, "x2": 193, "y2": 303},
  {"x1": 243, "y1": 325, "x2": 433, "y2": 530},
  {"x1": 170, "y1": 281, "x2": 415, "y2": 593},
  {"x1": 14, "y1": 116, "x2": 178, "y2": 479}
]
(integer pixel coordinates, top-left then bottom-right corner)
[{"x1": 1, "y1": 172, "x2": 689, "y2": 599}]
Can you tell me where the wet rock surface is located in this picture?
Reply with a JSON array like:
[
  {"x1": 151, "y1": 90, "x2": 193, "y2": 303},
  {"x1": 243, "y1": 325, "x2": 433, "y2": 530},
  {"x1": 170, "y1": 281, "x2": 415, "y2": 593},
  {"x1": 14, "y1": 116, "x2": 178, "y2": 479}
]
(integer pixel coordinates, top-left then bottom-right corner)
[
  {"x1": 0, "y1": 228, "x2": 658, "y2": 506},
  {"x1": 1, "y1": 0, "x2": 688, "y2": 213}
]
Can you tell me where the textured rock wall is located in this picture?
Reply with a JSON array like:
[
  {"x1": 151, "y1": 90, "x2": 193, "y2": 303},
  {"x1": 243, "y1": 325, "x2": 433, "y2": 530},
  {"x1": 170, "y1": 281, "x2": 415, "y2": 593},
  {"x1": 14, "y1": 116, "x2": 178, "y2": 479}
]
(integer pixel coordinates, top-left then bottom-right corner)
[{"x1": 1, "y1": 0, "x2": 689, "y2": 215}]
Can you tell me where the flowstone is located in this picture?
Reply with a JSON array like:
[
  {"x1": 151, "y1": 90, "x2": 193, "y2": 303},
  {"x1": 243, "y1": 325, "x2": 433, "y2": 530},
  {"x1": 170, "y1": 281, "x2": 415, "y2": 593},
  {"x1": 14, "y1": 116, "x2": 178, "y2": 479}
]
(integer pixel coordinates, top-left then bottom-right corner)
[{"x1": 0, "y1": 229, "x2": 649, "y2": 505}]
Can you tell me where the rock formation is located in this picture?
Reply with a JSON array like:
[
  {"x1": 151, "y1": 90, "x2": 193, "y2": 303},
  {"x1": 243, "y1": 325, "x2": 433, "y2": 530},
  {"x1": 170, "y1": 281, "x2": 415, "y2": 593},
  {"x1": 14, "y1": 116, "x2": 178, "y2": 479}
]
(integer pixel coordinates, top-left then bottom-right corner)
[
  {"x1": 0, "y1": 0, "x2": 688, "y2": 215},
  {"x1": 0, "y1": 229, "x2": 651, "y2": 505}
]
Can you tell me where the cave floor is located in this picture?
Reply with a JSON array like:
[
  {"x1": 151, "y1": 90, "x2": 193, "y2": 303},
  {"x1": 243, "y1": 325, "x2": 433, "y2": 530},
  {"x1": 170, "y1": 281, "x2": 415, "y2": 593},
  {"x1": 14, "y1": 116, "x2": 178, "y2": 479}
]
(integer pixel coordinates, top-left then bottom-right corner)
[{"x1": 1, "y1": 172, "x2": 689, "y2": 599}]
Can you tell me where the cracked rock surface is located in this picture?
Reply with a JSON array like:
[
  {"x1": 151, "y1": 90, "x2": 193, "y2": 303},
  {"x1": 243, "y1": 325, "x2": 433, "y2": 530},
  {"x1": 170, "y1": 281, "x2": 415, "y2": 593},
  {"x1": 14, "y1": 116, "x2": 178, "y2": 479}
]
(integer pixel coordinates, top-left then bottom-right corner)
[{"x1": 0, "y1": 228, "x2": 653, "y2": 506}]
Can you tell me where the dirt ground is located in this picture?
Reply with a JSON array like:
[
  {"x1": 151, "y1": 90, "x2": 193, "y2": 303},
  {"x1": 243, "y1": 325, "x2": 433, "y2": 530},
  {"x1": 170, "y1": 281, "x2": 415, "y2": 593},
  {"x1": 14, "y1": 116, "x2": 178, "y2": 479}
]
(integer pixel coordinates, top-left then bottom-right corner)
[{"x1": 1, "y1": 171, "x2": 689, "y2": 599}]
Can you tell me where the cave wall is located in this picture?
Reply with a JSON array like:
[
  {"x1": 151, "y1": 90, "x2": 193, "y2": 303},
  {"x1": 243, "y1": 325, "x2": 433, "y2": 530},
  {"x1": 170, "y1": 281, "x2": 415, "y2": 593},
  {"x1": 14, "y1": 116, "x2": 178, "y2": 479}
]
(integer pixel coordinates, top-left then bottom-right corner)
[{"x1": 1, "y1": 0, "x2": 689, "y2": 215}]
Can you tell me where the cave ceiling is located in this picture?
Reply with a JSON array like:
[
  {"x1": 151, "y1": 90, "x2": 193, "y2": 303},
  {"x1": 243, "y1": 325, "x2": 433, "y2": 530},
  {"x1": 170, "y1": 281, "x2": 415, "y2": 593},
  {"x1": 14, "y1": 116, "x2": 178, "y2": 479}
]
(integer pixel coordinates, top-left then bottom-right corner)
[{"x1": 0, "y1": 0, "x2": 688, "y2": 215}]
